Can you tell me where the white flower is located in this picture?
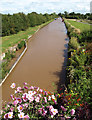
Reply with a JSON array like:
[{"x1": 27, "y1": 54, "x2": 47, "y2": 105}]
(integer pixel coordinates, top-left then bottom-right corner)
[
  {"x1": 18, "y1": 112, "x2": 24, "y2": 118},
  {"x1": 29, "y1": 96, "x2": 34, "y2": 102},
  {"x1": 17, "y1": 105, "x2": 23, "y2": 112},
  {"x1": 51, "y1": 108, "x2": 58, "y2": 115},
  {"x1": 51, "y1": 95, "x2": 55, "y2": 100},
  {"x1": 48, "y1": 96, "x2": 51, "y2": 101},
  {"x1": 10, "y1": 83, "x2": 16, "y2": 89},
  {"x1": 8, "y1": 112, "x2": 13, "y2": 119},
  {"x1": 35, "y1": 97, "x2": 40, "y2": 102},
  {"x1": 70, "y1": 109, "x2": 75, "y2": 115}
]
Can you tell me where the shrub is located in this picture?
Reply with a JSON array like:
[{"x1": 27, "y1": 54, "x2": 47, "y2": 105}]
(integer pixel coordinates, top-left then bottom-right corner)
[
  {"x1": 18, "y1": 41, "x2": 26, "y2": 49},
  {"x1": 4, "y1": 50, "x2": 15, "y2": 62},
  {"x1": 69, "y1": 37, "x2": 80, "y2": 50}
]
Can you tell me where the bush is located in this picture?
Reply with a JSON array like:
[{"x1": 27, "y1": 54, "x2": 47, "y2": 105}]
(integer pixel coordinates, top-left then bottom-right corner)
[
  {"x1": 5, "y1": 50, "x2": 15, "y2": 62},
  {"x1": 69, "y1": 37, "x2": 80, "y2": 50},
  {"x1": 18, "y1": 41, "x2": 26, "y2": 49}
]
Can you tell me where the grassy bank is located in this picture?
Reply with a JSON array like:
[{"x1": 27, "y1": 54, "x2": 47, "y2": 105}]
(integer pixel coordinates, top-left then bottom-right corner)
[
  {"x1": 67, "y1": 20, "x2": 90, "y2": 32},
  {"x1": 2, "y1": 19, "x2": 54, "y2": 53}
]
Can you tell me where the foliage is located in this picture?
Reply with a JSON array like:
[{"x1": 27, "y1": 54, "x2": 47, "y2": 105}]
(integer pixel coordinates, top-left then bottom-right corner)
[
  {"x1": 69, "y1": 37, "x2": 80, "y2": 50},
  {"x1": 4, "y1": 50, "x2": 15, "y2": 62},
  {"x1": 58, "y1": 12, "x2": 92, "y2": 20},
  {"x1": 0, "y1": 50, "x2": 15, "y2": 81},
  {"x1": 0, "y1": 61, "x2": 9, "y2": 82},
  {"x1": 1, "y1": 83, "x2": 91, "y2": 119},
  {"x1": 2, "y1": 19, "x2": 54, "y2": 53},
  {"x1": 17, "y1": 41, "x2": 26, "y2": 49},
  {"x1": 2, "y1": 12, "x2": 58, "y2": 37},
  {"x1": 77, "y1": 31, "x2": 92, "y2": 43},
  {"x1": 64, "y1": 19, "x2": 92, "y2": 109}
]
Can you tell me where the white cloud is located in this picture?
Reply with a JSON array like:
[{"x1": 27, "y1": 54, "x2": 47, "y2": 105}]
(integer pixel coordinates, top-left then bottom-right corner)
[{"x1": 0, "y1": 0, "x2": 91, "y2": 14}]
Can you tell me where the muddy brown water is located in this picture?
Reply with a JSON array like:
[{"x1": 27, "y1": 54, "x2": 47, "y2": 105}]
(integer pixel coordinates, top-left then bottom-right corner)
[{"x1": 1, "y1": 18, "x2": 69, "y2": 103}]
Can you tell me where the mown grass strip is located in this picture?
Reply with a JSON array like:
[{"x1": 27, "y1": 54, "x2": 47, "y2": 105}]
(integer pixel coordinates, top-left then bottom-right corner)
[
  {"x1": 67, "y1": 20, "x2": 91, "y2": 32},
  {"x1": 2, "y1": 19, "x2": 54, "y2": 53}
]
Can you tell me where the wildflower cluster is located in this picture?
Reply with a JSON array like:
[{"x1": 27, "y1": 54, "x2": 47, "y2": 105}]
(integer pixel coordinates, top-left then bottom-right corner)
[
  {"x1": 1, "y1": 83, "x2": 91, "y2": 119},
  {"x1": 1, "y1": 83, "x2": 58, "y2": 119}
]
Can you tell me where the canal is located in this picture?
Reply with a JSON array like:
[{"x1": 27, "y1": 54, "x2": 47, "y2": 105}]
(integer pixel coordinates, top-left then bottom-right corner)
[{"x1": 1, "y1": 18, "x2": 68, "y2": 103}]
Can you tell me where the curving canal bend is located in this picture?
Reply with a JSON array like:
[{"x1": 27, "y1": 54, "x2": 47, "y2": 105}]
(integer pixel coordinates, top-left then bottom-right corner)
[{"x1": 1, "y1": 18, "x2": 68, "y2": 103}]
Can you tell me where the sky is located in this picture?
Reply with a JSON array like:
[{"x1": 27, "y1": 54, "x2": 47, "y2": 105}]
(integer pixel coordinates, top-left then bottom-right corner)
[{"x1": 0, "y1": 0, "x2": 91, "y2": 14}]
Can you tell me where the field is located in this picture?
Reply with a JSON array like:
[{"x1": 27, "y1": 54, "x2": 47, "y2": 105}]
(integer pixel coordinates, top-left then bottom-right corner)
[
  {"x1": 67, "y1": 19, "x2": 91, "y2": 32},
  {"x1": 2, "y1": 20, "x2": 53, "y2": 53}
]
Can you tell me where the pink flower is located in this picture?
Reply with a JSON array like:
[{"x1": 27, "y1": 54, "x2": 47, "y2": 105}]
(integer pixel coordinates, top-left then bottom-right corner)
[
  {"x1": 17, "y1": 98, "x2": 22, "y2": 104},
  {"x1": 36, "y1": 87, "x2": 39, "y2": 91},
  {"x1": 17, "y1": 105, "x2": 23, "y2": 112},
  {"x1": 42, "y1": 109, "x2": 47, "y2": 116},
  {"x1": 66, "y1": 116, "x2": 71, "y2": 119},
  {"x1": 18, "y1": 112, "x2": 24, "y2": 118},
  {"x1": 29, "y1": 96, "x2": 34, "y2": 102},
  {"x1": 50, "y1": 108, "x2": 58, "y2": 116},
  {"x1": 4, "y1": 113, "x2": 8, "y2": 119},
  {"x1": 38, "y1": 108, "x2": 42, "y2": 114},
  {"x1": 10, "y1": 95, "x2": 14, "y2": 100},
  {"x1": 8, "y1": 112, "x2": 13, "y2": 119},
  {"x1": 24, "y1": 86, "x2": 28, "y2": 89},
  {"x1": 49, "y1": 105, "x2": 54, "y2": 110},
  {"x1": 23, "y1": 103, "x2": 28, "y2": 108},
  {"x1": 24, "y1": 115, "x2": 30, "y2": 118},
  {"x1": 24, "y1": 82, "x2": 27, "y2": 85},
  {"x1": 10, "y1": 107, "x2": 14, "y2": 112},
  {"x1": 35, "y1": 97, "x2": 40, "y2": 102},
  {"x1": 70, "y1": 109, "x2": 75, "y2": 115},
  {"x1": 17, "y1": 87, "x2": 22, "y2": 92},
  {"x1": 39, "y1": 89, "x2": 43, "y2": 93},
  {"x1": 22, "y1": 93, "x2": 28, "y2": 102},
  {"x1": 61, "y1": 106, "x2": 67, "y2": 112},
  {"x1": 38, "y1": 94, "x2": 41, "y2": 98},
  {"x1": 30, "y1": 86, "x2": 34, "y2": 90},
  {"x1": 10, "y1": 83, "x2": 16, "y2": 89},
  {"x1": 44, "y1": 97, "x2": 47, "y2": 103},
  {"x1": 13, "y1": 100, "x2": 18, "y2": 105}
]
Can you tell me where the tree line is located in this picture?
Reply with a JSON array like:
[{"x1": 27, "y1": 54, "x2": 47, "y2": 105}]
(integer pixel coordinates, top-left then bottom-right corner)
[
  {"x1": 2, "y1": 12, "x2": 58, "y2": 36},
  {"x1": 58, "y1": 11, "x2": 92, "y2": 20}
]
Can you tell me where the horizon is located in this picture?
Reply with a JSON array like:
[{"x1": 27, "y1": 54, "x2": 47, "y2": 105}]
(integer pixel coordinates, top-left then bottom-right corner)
[{"x1": 0, "y1": 0, "x2": 91, "y2": 15}]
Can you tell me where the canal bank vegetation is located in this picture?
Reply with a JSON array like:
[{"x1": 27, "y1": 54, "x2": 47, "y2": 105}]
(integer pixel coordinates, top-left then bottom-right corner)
[
  {"x1": 0, "y1": 40, "x2": 26, "y2": 81},
  {"x1": 64, "y1": 18, "x2": 92, "y2": 117},
  {"x1": 2, "y1": 12, "x2": 57, "y2": 53},
  {"x1": 2, "y1": 12, "x2": 58, "y2": 37},
  {"x1": 58, "y1": 11, "x2": 92, "y2": 20}
]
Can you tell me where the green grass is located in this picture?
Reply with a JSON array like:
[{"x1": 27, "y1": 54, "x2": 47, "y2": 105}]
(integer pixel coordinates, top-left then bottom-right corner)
[
  {"x1": 67, "y1": 20, "x2": 91, "y2": 32},
  {"x1": 1, "y1": 19, "x2": 53, "y2": 53}
]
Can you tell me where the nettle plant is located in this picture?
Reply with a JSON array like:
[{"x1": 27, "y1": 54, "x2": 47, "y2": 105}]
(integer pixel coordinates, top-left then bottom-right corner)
[{"x1": 1, "y1": 83, "x2": 77, "y2": 120}]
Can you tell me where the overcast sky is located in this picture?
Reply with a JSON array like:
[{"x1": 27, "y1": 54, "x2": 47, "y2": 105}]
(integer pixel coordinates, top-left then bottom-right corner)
[{"x1": 0, "y1": 0, "x2": 91, "y2": 14}]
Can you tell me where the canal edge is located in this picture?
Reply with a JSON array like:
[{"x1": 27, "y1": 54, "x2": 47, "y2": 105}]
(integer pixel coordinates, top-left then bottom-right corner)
[
  {"x1": 0, "y1": 29, "x2": 40, "y2": 86},
  {"x1": 0, "y1": 20, "x2": 53, "y2": 87}
]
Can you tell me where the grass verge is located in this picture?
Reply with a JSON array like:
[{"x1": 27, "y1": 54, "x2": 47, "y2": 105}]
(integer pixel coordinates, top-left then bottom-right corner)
[
  {"x1": 2, "y1": 19, "x2": 54, "y2": 53},
  {"x1": 67, "y1": 20, "x2": 91, "y2": 32}
]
